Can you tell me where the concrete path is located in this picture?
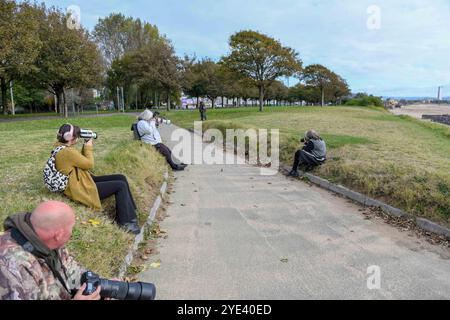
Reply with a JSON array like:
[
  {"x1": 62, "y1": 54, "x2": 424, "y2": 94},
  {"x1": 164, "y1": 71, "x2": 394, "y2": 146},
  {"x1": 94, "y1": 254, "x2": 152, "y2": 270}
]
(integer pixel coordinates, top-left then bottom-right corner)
[{"x1": 140, "y1": 125, "x2": 450, "y2": 300}]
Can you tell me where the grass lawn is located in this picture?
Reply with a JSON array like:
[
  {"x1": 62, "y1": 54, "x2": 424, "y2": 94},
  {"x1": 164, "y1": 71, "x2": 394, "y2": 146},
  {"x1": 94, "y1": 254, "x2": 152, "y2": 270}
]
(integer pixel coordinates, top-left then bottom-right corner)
[
  {"x1": 162, "y1": 106, "x2": 450, "y2": 227},
  {"x1": 0, "y1": 115, "x2": 167, "y2": 277}
]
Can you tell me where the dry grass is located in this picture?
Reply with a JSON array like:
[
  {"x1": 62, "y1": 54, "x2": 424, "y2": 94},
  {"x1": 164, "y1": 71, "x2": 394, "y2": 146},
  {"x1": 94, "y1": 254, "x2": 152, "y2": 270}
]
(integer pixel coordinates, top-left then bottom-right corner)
[{"x1": 0, "y1": 115, "x2": 167, "y2": 277}]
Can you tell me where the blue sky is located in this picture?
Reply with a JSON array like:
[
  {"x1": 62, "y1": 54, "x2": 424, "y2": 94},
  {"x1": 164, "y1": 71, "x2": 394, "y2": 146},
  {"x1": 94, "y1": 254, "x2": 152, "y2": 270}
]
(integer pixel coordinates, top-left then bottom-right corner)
[{"x1": 39, "y1": 0, "x2": 450, "y2": 97}]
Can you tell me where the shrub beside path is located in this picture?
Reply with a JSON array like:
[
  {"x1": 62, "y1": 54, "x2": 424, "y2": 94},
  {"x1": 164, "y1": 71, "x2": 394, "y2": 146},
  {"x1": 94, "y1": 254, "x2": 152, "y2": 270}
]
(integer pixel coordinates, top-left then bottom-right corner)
[{"x1": 139, "y1": 124, "x2": 450, "y2": 299}]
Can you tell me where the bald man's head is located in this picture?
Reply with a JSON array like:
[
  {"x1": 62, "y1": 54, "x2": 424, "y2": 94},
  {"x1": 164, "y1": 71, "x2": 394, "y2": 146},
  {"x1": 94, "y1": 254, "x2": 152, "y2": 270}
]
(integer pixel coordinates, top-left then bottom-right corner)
[{"x1": 30, "y1": 201, "x2": 76, "y2": 249}]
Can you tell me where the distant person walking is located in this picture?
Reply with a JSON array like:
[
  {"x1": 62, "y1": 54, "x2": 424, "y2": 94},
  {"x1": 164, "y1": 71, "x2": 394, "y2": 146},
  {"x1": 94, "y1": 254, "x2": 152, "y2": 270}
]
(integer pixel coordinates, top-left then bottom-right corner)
[{"x1": 199, "y1": 101, "x2": 207, "y2": 121}]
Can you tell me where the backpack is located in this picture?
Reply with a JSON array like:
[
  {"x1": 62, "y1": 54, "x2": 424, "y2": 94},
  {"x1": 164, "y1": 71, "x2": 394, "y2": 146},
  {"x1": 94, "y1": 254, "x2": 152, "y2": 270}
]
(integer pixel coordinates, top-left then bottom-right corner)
[
  {"x1": 43, "y1": 146, "x2": 69, "y2": 192},
  {"x1": 131, "y1": 122, "x2": 144, "y2": 140}
]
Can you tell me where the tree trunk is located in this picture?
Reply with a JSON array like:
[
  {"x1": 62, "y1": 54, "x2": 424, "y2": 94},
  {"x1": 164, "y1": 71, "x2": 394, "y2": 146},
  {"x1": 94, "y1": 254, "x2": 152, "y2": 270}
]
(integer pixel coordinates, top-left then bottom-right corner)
[
  {"x1": 196, "y1": 96, "x2": 200, "y2": 109},
  {"x1": 167, "y1": 89, "x2": 170, "y2": 111},
  {"x1": 321, "y1": 87, "x2": 325, "y2": 107},
  {"x1": 211, "y1": 97, "x2": 215, "y2": 109},
  {"x1": 55, "y1": 90, "x2": 62, "y2": 115},
  {"x1": 259, "y1": 86, "x2": 264, "y2": 112},
  {"x1": 222, "y1": 96, "x2": 225, "y2": 108},
  {"x1": 62, "y1": 88, "x2": 68, "y2": 118},
  {"x1": 1, "y1": 77, "x2": 8, "y2": 115}
]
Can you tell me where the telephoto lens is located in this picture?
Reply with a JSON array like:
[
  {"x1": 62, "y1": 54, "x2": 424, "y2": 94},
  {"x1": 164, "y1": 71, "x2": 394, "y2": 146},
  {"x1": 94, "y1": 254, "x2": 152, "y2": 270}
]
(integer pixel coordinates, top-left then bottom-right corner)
[
  {"x1": 79, "y1": 129, "x2": 98, "y2": 140},
  {"x1": 81, "y1": 271, "x2": 156, "y2": 300}
]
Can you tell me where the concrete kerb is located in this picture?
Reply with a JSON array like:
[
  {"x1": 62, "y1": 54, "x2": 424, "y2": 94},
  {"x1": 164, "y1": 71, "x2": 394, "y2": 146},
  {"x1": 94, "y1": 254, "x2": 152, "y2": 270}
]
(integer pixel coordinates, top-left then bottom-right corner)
[
  {"x1": 118, "y1": 169, "x2": 169, "y2": 278},
  {"x1": 282, "y1": 163, "x2": 450, "y2": 238},
  {"x1": 188, "y1": 127, "x2": 450, "y2": 239}
]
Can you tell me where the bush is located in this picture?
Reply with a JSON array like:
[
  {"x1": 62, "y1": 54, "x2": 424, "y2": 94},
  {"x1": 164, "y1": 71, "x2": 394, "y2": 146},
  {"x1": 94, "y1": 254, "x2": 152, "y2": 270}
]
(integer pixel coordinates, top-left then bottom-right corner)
[{"x1": 345, "y1": 95, "x2": 383, "y2": 107}]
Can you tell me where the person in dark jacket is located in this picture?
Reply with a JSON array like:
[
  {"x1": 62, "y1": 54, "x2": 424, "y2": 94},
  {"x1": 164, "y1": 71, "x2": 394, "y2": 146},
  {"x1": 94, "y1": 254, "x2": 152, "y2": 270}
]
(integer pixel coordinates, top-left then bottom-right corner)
[
  {"x1": 288, "y1": 129, "x2": 327, "y2": 177},
  {"x1": 199, "y1": 101, "x2": 207, "y2": 121}
]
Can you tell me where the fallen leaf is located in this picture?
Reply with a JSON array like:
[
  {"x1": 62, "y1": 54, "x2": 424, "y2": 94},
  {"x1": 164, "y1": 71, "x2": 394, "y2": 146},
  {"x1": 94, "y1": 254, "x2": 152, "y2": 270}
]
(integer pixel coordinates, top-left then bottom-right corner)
[
  {"x1": 150, "y1": 260, "x2": 161, "y2": 269},
  {"x1": 163, "y1": 235, "x2": 168, "y2": 239},
  {"x1": 144, "y1": 248, "x2": 153, "y2": 254},
  {"x1": 140, "y1": 255, "x2": 149, "y2": 261},
  {"x1": 181, "y1": 203, "x2": 186, "y2": 207},
  {"x1": 88, "y1": 219, "x2": 101, "y2": 226},
  {"x1": 280, "y1": 258, "x2": 289, "y2": 263}
]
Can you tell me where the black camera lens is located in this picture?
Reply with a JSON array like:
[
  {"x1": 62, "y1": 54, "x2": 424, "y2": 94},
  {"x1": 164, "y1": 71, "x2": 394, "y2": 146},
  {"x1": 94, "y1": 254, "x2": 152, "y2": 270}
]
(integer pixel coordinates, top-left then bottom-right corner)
[
  {"x1": 100, "y1": 279, "x2": 156, "y2": 300},
  {"x1": 81, "y1": 271, "x2": 156, "y2": 300}
]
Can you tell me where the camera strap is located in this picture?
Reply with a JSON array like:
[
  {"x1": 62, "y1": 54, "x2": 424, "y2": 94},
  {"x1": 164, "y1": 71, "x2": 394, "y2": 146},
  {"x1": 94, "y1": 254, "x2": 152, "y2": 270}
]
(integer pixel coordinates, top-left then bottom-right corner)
[{"x1": 10, "y1": 228, "x2": 71, "y2": 295}]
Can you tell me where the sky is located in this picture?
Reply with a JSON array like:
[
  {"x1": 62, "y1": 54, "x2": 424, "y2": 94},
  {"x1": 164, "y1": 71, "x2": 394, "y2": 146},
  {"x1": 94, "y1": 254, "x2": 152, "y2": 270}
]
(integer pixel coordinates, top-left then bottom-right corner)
[{"x1": 38, "y1": 0, "x2": 450, "y2": 98}]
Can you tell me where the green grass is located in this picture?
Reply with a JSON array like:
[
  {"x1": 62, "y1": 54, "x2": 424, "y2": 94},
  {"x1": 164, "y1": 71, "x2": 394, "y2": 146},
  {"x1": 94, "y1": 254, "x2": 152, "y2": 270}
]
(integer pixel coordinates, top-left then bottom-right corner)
[
  {"x1": 0, "y1": 115, "x2": 167, "y2": 277},
  {"x1": 162, "y1": 106, "x2": 450, "y2": 226}
]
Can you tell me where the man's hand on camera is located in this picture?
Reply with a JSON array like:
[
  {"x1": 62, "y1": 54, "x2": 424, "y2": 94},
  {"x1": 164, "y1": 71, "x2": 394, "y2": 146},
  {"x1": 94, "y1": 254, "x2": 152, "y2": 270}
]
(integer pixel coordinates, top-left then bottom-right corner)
[{"x1": 72, "y1": 283, "x2": 101, "y2": 300}]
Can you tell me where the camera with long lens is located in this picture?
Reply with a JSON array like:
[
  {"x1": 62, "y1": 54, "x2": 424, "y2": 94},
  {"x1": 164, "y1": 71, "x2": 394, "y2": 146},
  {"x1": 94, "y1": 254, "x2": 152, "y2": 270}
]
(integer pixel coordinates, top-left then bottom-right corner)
[
  {"x1": 156, "y1": 118, "x2": 171, "y2": 125},
  {"x1": 152, "y1": 112, "x2": 171, "y2": 127},
  {"x1": 80, "y1": 271, "x2": 156, "y2": 300},
  {"x1": 79, "y1": 129, "x2": 98, "y2": 140}
]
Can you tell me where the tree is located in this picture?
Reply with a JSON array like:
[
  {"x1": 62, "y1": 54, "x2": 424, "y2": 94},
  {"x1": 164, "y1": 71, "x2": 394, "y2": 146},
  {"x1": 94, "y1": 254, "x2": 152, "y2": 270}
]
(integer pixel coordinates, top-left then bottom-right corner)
[
  {"x1": 200, "y1": 59, "x2": 223, "y2": 109},
  {"x1": 330, "y1": 75, "x2": 351, "y2": 104},
  {"x1": 301, "y1": 64, "x2": 336, "y2": 107},
  {"x1": 266, "y1": 80, "x2": 288, "y2": 106},
  {"x1": 93, "y1": 13, "x2": 160, "y2": 67},
  {"x1": 181, "y1": 57, "x2": 207, "y2": 108},
  {"x1": 222, "y1": 30, "x2": 302, "y2": 112},
  {"x1": 117, "y1": 41, "x2": 181, "y2": 111},
  {"x1": 0, "y1": 1, "x2": 42, "y2": 114},
  {"x1": 301, "y1": 65, "x2": 350, "y2": 106},
  {"x1": 32, "y1": 7, "x2": 103, "y2": 118}
]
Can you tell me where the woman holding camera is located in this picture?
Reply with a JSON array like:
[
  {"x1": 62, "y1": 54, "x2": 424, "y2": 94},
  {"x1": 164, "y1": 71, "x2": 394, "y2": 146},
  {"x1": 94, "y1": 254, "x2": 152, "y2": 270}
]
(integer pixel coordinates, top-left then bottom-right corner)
[
  {"x1": 137, "y1": 110, "x2": 187, "y2": 171},
  {"x1": 288, "y1": 129, "x2": 327, "y2": 178},
  {"x1": 53, "y1": 124, "x2": 140, "y2": 234}
]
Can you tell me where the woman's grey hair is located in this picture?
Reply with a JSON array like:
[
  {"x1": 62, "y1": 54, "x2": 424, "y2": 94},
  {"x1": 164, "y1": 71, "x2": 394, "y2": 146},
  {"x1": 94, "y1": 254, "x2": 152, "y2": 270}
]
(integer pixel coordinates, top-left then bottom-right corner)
[
  {"x1": 305, "y1": 129, "x2": 321, "y2": 141},
  {"x1": 139, "y1": 109, "x2": 154, "y2": 121}
]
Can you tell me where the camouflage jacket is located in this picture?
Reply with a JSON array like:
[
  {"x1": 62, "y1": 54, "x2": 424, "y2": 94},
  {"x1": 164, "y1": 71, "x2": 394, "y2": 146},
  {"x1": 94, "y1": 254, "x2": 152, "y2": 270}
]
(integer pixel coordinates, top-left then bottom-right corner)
[{"x1": 0, "y1": 231, "x2": 86, "y2": 300}]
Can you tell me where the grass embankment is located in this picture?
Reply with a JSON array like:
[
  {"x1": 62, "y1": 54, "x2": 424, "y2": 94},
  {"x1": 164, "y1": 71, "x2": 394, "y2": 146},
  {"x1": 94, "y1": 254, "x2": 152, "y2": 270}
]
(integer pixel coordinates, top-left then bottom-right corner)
[
  {"x1": 162, "y1": 106, "x2": 450, "y2": 227},
  {"x1": 0, "y1": 115, "x2": 167, "y2": 277}
]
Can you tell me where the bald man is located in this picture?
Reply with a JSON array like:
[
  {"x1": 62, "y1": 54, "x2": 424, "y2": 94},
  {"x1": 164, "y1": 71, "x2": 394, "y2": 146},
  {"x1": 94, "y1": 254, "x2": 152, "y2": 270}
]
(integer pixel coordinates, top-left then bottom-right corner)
[{"x1": 0, "y1": 201, "x2": 101, "y2": 300}]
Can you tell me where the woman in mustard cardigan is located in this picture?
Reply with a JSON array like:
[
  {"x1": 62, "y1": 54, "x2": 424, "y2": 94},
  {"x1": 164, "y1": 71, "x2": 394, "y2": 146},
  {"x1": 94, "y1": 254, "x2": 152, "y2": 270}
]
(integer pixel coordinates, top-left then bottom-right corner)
[{"x1": 53, "y1": 124, "x2": 140, "y2": 234}]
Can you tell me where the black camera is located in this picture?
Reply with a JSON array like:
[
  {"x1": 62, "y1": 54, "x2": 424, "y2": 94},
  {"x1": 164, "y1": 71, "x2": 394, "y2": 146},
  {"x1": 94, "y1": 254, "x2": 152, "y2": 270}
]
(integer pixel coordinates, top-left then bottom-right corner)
[
  {"x1": 79, "y1": 129, "x2": 98, "y2": 140},
  {"x1": 80, "y1": 271, "x2": 156, "y2": 300}
]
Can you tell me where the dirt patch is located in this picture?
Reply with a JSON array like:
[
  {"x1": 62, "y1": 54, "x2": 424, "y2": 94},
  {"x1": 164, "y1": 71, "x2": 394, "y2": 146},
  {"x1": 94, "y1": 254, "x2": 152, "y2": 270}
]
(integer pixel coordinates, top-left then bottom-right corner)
[{"x1": 390, "y1": 104, "x2": 450, "y2": 119}]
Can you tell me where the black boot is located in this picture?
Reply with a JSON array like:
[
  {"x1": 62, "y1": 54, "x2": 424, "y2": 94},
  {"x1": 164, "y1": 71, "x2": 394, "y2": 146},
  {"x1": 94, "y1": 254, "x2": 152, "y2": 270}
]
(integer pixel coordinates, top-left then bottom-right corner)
[
  {"x1": 172, "y1": 164, "x2": 185, "y2": 171},
  {"x1": 288, "y1": 170, "x2": 300, "y2": 178},
  {"x1": 121, "y1": 222, "x2": 140, "y2": 235}
]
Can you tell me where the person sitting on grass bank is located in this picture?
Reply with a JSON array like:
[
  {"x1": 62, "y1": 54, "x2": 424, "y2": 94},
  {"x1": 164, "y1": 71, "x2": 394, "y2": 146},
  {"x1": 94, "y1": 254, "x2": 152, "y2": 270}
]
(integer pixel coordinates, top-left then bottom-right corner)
[
  {"x1": 288, "y1": 129, "x2": 327, "y2": 178},
  {"x1": 0, "y1": 201, "x2": 100, "y2": 300},
  {"x1": 52, "y1": 124, "x2": 140, "y2": 234},
  {"x1": 137, "y1": 109, "x2": 187, "y2": 171}
]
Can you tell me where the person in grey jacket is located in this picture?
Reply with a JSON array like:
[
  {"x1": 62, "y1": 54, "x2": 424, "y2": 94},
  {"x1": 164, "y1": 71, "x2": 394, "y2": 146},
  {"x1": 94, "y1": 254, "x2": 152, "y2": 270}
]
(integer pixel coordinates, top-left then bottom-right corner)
[{"x1": 288, "y1": 129, "x2": 326, "y2": 177}]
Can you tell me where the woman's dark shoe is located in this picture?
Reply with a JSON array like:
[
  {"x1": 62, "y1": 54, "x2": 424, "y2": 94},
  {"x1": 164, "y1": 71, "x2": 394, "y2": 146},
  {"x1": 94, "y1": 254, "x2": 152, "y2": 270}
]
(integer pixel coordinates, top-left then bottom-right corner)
[
  {"x1": 288, "y1": 170, "x2": 300, "y2": 178},
  {"x1": 121, "y1": 222, "x2": 140, "y2": 235},
  {"x1": 172, "y1": 164, "x2": 185, "y2": 171}
]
